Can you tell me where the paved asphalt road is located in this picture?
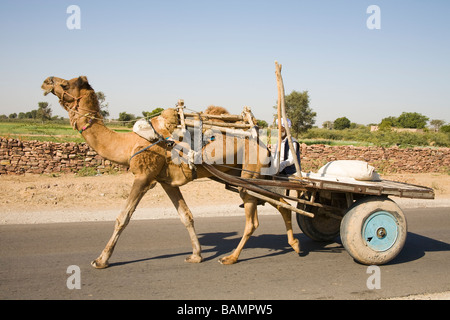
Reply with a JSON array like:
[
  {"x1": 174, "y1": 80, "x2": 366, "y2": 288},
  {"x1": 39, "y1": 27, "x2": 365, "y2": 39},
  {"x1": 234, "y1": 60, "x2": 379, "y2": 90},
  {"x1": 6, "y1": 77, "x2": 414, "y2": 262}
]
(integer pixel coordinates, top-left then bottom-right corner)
[{"x1": 0, "y1": 207, "x2": 449, "y2": 300}]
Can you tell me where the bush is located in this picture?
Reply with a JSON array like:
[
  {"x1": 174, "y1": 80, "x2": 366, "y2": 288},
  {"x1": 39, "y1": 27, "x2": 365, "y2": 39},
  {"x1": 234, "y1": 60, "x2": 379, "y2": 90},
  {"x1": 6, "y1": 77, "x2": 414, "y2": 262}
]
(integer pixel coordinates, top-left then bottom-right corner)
[{"x1": 300, "y1": 127, "x2": 450, "y2": 147}]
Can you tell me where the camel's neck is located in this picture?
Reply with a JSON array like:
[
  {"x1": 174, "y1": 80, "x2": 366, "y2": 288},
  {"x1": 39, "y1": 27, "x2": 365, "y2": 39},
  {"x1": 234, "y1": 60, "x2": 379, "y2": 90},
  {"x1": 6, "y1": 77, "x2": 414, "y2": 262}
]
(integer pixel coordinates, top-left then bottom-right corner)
[
  {"x1": 67, "y1": 91, "x2": 137, "y2": 166},
  {"x1": 81, "y1": 123, "x2": 136, "y2": 165}
]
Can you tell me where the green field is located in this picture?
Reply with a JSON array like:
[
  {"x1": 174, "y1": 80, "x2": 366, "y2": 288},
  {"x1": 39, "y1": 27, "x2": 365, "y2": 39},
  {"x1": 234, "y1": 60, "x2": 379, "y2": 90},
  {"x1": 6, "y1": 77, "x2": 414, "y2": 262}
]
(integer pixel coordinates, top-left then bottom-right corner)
[
  {"x1": 1, "y1": 120, "x2": 449, "y2": 148},
  {"x1": 0, "y1": 121, "x2": 131, "y2": 143}
]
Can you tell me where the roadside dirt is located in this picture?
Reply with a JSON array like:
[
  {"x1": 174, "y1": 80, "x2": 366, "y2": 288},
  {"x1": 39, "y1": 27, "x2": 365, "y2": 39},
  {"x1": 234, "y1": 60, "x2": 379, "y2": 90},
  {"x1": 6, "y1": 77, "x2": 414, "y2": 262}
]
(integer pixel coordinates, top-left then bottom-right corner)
[
  {"x1": 1, "y1": 172, "x2": 449, "y2": 216},
  {"x1": 0, "y1": 173, "x2": 242, "y2": 221}
]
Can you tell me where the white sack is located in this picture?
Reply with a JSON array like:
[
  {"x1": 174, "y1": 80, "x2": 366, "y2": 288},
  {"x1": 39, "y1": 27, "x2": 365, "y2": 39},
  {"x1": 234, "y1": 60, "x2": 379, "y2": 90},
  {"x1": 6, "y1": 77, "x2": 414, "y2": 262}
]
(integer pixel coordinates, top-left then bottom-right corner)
[{"x1": 317, "y1": 160, "x2": 380, "y2": 181}]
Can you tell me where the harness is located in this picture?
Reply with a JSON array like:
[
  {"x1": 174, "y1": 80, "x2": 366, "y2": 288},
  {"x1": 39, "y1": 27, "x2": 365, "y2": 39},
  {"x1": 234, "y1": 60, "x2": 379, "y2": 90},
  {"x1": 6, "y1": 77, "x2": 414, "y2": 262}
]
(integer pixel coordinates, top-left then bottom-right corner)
[
  {"x1": 55, "y1": 83, "x2": 101, "y2": 134},
  {"x1": 129, "y1": 118, "x2": 175, "y2": 162}
]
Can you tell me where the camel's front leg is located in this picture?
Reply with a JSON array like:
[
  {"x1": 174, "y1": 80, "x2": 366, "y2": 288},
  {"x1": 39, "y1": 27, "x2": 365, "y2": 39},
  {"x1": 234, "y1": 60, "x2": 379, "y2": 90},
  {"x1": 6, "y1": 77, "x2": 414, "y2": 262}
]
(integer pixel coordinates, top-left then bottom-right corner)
[
  {"x1": 160, "y1": 183, "x2": 203, "y2": 263},
  {"x1": 219, "y1": 190, "x2": 259, "y2": 265},
  {"x1": 91, "y1": 175, "x2": 153, "y2": 269}
]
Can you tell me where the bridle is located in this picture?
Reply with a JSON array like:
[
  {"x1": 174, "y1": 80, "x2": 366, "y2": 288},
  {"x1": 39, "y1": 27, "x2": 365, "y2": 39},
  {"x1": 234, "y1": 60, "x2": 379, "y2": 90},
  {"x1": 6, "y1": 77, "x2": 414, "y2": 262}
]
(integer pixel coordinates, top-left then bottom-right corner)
[
  {"x1": 60, "y1": 90, "x2": 85, "y2": 112},
  {"x1": 57, "y1": 87, "x2": 100, "y2": 134}
]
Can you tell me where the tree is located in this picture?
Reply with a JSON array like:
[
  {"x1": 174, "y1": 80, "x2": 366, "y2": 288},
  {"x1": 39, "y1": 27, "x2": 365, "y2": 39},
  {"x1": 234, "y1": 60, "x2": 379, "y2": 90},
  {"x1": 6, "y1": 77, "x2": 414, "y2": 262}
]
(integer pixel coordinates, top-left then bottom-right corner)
[
  {"x1": 379, "y1": 116, "x2": 398, "y2": 130},
  {"x1": 440, "y1": 124, "x2": 450, "y2": 133},
  {"x1": 142, "y1": 107, "x2": 164, "y2": 119},
  {"x1": 430, "y1": 119, "x2": 445, "y2": 132},
  {"x1": 96, "y1": 91, "x2": 110, "y2": 118},
  {"x1": 118, "y1": 112, "x2": 136, "y2": 126},
  {"x1": 322, "y1": 121, "x2": 333, "y2": 130},
  {"x1": 334, "y1": 117, "x2": 351, "y2": 130},
  {"x1": 37, "y1": 102, "x2": 52, "y2": 122},
  {"x1": 257, "y1": 119, "x2": 268, "y2": 128},
  {"x1": 275, "y1": 90, "x2": 316, "y2": 136},
  {"x1": 396, "y1": 112, "x2": 429, "y2": 129},
  {"x1": 28, "y1": 110, "x2": 38, "y2": 119}
]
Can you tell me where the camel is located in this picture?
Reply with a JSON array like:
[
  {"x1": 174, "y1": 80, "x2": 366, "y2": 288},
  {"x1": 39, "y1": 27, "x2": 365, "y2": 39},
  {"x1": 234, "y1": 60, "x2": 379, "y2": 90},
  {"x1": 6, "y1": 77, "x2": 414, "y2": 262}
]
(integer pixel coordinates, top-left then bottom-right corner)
[{"x1": 41, "y1": 75, "x2": 300, "y2": 268}]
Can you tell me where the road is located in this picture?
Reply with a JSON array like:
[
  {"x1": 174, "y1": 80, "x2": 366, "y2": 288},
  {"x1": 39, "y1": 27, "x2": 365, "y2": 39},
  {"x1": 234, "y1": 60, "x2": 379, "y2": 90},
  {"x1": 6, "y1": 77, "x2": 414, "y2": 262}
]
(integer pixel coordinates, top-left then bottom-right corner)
[{"x1": 0, "y1": 207, "x2": 449, "y2": 300}]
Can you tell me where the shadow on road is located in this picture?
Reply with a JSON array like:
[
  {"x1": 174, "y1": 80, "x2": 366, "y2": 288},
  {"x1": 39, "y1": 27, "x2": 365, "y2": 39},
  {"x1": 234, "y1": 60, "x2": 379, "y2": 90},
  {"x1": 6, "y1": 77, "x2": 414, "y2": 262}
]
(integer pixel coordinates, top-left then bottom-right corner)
[
  {"x1": 108, "y1": 230, "x2": 450, "y2": 267},
  {"x1": 389, "y1": 232, "x2": 450, "y2": 265}
]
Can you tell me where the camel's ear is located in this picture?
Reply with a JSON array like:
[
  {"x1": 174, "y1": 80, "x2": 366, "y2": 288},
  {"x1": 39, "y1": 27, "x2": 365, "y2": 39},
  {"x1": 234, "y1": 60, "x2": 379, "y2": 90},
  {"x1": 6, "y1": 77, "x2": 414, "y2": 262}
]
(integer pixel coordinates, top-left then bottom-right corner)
[
  {"x1": 77, "y1": 76, "x2": 88, "y2": 86},
  {"x1": 76, "y1": 76, "x2": 92, "y2": 90}
]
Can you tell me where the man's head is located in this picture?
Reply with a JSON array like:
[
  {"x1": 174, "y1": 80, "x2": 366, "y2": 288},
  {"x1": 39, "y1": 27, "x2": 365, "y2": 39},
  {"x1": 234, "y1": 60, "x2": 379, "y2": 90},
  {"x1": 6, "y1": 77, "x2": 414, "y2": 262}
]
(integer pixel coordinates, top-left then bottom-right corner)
[{"x1": 276, "y1": 118, "x2": 291, "y2": 139}]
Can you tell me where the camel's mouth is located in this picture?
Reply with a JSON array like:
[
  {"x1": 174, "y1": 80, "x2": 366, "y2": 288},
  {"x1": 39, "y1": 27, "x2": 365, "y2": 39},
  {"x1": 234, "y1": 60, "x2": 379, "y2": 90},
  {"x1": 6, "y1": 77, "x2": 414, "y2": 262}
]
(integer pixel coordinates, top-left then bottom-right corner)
[
  {"x1": 42, "y1": 87, "x2": 52, "y2": 96},
  {"x1": 41, "y1": 82, "x2": 54, "y2": 96},
  {"x1": 41, "y1": 76, "x2": 56, "y2": 96}
]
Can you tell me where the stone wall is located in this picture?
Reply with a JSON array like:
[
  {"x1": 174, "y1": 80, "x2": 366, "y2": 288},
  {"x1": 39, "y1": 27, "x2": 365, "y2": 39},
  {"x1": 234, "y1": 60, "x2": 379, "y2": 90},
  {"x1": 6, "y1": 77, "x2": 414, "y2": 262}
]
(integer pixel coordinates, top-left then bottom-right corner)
[
  {"x1": 1, "y1": 138, "x2": 449, "y2": 175},
  {"x1": 0, "y1": 138, "x2": 126, "y2": 175},
  {"x1": 299, "y1": 144, "x2": 450, "y2": 174}
]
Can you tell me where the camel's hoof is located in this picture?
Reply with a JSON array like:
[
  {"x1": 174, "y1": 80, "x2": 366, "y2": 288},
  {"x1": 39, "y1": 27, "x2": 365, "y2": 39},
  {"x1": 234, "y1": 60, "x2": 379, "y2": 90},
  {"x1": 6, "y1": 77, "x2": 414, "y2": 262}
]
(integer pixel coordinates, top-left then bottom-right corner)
[
  {"x1": 91, "y1": 259, "x2": 109, "y2": 269},
  {"x1": 185, "y1": 254, "x2": 203, "y2": 263},
  {"x1": 290, "y1": 239, "x2": 301, "y2": 254},
  {"x1": 218, "y1": 256, "x2": 238, "y2": 265}
]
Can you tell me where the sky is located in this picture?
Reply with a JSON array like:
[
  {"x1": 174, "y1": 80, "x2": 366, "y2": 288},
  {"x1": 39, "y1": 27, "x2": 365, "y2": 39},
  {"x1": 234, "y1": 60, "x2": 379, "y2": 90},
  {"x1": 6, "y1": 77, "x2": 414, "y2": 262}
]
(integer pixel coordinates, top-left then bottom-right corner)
[{"x1": 0, "y1": 0, "x2": 449, "y2": 126}]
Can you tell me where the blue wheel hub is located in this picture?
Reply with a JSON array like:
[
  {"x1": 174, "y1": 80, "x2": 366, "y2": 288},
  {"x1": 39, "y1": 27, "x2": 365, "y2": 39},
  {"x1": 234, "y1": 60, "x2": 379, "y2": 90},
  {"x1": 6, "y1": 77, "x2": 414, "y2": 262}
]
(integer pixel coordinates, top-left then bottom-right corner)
[{"x1": 363, "y1": 211, "x2": 399, "y2": 252}]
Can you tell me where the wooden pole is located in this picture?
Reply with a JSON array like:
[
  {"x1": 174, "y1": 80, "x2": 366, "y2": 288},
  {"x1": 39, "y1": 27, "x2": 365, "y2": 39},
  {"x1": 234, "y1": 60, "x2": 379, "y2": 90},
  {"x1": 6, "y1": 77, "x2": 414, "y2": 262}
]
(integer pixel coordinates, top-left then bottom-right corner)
[
  {"x1": 184, "y1": 119, "x2": 252, "y2": 129},
  {"x1": 275, "y1": 62, "x2": 282, "y2": 173},
  {"x1": 275, "y1": 61, "x2": 302, "y2": 178},
  {"x1": 184, "y1": 112, "x2": 244, "y2": 122},
  {"x1": 246, "y1": 190, "x2": 314, "y2": 218},
  {"x1": 177, "y1": 99, "x2": 186, "y2": 135}
]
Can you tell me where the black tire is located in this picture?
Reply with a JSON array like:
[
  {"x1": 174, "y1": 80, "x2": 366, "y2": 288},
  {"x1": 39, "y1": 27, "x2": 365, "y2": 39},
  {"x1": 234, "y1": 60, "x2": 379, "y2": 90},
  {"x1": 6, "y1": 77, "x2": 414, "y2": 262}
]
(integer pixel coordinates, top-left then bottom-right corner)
[
  {"x1": 296, "y1": 194, "x2": 341, "y2": 242},
  {"x1": 340, "y1": 196, "x2": 407, "y2": 265}
]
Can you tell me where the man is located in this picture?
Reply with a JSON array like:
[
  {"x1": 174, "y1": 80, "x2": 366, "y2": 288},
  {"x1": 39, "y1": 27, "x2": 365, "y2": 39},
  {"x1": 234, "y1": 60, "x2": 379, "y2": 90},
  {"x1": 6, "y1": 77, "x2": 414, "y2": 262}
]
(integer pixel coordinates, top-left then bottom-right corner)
[{"x1": 270, "y1": 118, "x2": 301, "y2": 175}]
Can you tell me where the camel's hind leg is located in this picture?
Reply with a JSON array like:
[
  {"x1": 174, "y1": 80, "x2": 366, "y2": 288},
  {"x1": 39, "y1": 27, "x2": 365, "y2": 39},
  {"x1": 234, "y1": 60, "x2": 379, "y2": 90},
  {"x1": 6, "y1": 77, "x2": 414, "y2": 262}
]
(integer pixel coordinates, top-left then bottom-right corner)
[
  {"x1": 219, "y1": 190, "x2": 259, "y2": 265},
  {"x1": 161, "y1": 183, "x2": 203, "y2": 263},
  {"x1": 91, "y1": 174, "x2": 153, "y2": 269}
]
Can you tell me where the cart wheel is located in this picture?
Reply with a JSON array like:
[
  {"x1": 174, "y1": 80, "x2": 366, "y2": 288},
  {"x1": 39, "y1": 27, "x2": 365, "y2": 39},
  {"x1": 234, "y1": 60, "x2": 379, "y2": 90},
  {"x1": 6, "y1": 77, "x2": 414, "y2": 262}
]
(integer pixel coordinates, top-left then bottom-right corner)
[
  {"x1": 296, "y1": 197, "x2": 340, "y2": 242},
  {"x1": 340, "y1": 196, "x2": 407, "y2": 265}
]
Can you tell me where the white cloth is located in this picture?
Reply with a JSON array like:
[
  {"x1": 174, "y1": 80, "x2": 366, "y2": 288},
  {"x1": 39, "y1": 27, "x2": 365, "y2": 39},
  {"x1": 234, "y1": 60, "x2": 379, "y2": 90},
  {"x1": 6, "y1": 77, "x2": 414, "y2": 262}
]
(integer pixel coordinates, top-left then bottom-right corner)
[
  {"x1": 133, "y1": 118, "x2": 157, "y2": 141},
  {"x1": 275, "y1": 118, "x2": 292, "y2": 128},
  {"x1": 272, "y1": 137, "x2": 298, "y2": 173}
]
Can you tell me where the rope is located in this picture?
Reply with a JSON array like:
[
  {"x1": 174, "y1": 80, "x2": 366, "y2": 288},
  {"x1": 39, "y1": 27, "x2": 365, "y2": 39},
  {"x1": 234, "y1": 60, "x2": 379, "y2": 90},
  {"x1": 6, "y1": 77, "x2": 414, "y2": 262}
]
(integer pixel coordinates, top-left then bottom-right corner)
[
  {"x1": 129, "y1": 137, "x2": 164, "y2": 162},
  {"x1": 70, "y1": 107, "x2": 163, "y2": 124}
]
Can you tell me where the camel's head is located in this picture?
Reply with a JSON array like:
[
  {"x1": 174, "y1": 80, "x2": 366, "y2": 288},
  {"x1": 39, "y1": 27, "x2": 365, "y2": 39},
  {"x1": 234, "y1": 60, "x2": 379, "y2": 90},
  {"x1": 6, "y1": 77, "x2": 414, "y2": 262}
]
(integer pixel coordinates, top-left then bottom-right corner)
[{"x1": 41, "y1": 76, "x2": 92, "y2": 111}]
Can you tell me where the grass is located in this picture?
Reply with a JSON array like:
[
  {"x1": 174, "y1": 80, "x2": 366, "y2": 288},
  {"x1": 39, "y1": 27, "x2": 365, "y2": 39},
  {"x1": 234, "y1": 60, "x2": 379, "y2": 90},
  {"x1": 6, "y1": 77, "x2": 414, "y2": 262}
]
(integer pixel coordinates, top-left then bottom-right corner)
[
  {"x1": 300, "y1": 128, "x2": 450, "y2": 148},
  {"x1": 2, "y1": 120, "x2": 449, "y2": 148},
  {"x1": 0, "y1": 122, "x2": 74, "y2": 135},
  {"x1": 0, "y1": 121, "x2": 132, "y2": 143},
  {"x1": 75, "y1": 166, "x2": 99, "y2": 177}
]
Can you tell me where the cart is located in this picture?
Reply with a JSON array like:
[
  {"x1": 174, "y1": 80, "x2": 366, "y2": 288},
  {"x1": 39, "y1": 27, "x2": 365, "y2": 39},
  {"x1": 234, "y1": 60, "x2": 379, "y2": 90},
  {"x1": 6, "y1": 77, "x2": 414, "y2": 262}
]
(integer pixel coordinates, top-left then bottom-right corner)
[
  {"x1": 203, "y1": 163, "x2": 435, "y2": 265},
  {"x1": 176, "y1": 61, "x2": 436, "y2": 265},
  {"x1": 176, "y1": 103, "x2": 435, "y2": 265}
]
